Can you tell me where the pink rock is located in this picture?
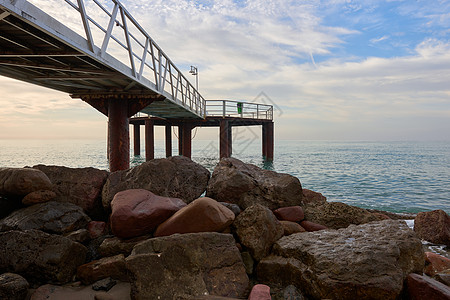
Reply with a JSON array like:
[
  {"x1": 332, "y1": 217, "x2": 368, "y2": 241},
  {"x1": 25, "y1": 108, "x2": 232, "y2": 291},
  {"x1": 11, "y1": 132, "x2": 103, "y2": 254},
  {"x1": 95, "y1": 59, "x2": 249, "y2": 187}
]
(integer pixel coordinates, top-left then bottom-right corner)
[
  {"x1": 248, "y1": 284, "x2": 271, "y2": 300},
  {"x1": 414, "y1": 210, "x2": 450, "y2": 246},
  {"x1": 110, "y1": 189, "x2": 186, "y2": 239},
  {"x1": 280, "y1": 220, "x2": 306, "y2": 236},
  {"x1": 406, "y1": 273, "x2": 450, "y2": 300},
  {"x1": 300, "y1": 220, "x2": 327, "y2": 232},
  {"x1": 88, "y1": 221, "x2": 107, "y2": 239},
  {"x1": 154, "y1": 197, "x2": 235, "y2": 237},
  {"x1": 22, "y1": 190, "x2": 56, "y2": 205},
  {"x1": 424, "y1": 252, "x2": 450, "y2": 277},
  {"x1": 273, "y1": 206, "x2": 304, "y2": 222}
]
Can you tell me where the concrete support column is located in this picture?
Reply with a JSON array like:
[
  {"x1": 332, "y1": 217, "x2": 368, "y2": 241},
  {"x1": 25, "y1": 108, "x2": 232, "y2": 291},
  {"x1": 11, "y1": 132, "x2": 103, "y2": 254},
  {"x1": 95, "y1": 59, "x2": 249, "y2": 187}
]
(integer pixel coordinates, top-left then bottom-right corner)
[
  {"x1": 165, "y1": 124, "x2": 172, "y2": 158},
  {"x1": 178, "y1": 126, "x2": 183, "y2": 156},
  {"x1": 145, "y1": 119, "x2": 154, "y2": 161},
  {"x1": 262, "y1": 122, "x2": 274, "y2": 161},
  {"x1": 180, "y1": 124, "x2": 192, "y2": 158},
  {"x1": 133, "y1": 124, "x2": 140, "y2": 156},
  {"x1": 220, "y1": 119, "x2": 232, "y2": 158},
  {"x1": 262, "y1": 124, "x2": 267, "y2": 158},
  {"x1": 108, "y1": 99, "x2": 130, "y2": 172}
]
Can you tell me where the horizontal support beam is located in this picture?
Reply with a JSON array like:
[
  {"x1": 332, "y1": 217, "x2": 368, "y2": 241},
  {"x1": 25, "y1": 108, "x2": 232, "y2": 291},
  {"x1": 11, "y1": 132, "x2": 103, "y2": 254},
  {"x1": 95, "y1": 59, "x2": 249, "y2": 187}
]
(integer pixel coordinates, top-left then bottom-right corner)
[{"x1": 0, "y1": 60, "x2": 114, "y2": 75}]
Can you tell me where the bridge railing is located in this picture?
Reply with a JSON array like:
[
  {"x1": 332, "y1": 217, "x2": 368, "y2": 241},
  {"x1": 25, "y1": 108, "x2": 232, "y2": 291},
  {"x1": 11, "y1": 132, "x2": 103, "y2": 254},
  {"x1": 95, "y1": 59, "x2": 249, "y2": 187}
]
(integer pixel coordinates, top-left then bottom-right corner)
[
  {"x1": 28, "y1": 0, "x2": 205, "y2": 117},
  {"x1": 206, "y1": 100, "x2": 273, "y2": 120}
]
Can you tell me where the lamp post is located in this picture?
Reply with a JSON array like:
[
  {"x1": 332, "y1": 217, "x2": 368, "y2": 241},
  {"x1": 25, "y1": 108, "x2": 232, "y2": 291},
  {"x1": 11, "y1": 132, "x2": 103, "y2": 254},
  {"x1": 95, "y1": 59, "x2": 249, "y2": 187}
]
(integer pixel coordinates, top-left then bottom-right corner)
[{"x1": 189, "y1": 65, "x2": 198, "y2": 90}]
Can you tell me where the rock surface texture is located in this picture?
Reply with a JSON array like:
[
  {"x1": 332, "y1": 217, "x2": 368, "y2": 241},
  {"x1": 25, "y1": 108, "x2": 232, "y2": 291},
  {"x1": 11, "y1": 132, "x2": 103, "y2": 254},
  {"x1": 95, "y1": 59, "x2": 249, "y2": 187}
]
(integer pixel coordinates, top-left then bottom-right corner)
[
  {"x1": 102, "y1": 156, "x2": 210, "y2": 210},
  {"x1": 414, "y1": 209, "x2": 450, "y2": 246},
  {"x1": 110, "y1": 189, "x2": 186, "y2": 238},
  {"x1": 206, "y1": 158, "x2": 303, "y2": 210},
  {"x1": 257, "y1": 220, "x2": 424, "y2": 300},
  {"x1": 0, "y1": 272, "x2": 29, "y2": 300},
  {"x1": 406, "y1": 273, "x2": 450, "y2": 300},
  {"x1": 33, "y1": 165, "x2": 108, "y2": 219},
  {"x1": 0, "y1": 201, "x2": 91, "y2": 234},
  {"x1": 126, "y1": 232, "x2": 249, "y2": 299},
  {"x1": 0, "y1": 230, "x2": 87, "y2": 284},
  {"x1": 0, "y1": 167, "x2": 52, "y2": 197}
]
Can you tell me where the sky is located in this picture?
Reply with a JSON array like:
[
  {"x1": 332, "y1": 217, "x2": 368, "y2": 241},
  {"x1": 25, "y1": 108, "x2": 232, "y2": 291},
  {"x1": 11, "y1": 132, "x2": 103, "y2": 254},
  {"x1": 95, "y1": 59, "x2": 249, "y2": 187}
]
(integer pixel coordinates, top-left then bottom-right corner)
[{"x1": 1, "y1": 0, "x2": 450, "y2": 141}]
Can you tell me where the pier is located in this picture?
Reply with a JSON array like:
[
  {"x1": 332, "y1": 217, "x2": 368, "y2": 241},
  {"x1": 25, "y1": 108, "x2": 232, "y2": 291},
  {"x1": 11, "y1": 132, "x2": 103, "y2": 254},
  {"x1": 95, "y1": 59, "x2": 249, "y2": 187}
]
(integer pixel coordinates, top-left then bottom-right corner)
[{"x1": 0, "y1": 0, "x2": 274, "y2": 171}]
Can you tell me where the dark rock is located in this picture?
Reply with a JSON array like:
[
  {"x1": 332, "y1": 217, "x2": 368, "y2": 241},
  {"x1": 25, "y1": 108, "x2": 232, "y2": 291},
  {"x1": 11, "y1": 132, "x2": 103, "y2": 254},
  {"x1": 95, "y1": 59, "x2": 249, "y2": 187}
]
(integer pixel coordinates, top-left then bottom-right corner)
[
  {"x1": 126, "y1": 232, "x2": 249, "y2": 299},
  {"x1": 86, "y1": 236, "x2": 109, "y2": 262},
  {"x1": 0, "y1": 273, "x2": 29, "y2": 300},
  {"x1": 257, "y1": 220, "x2": 424, "y2": 300},
  {"x1": 220, "y1": 202, "x2": 241, "y2": 216},
  {"x1": 102, "y1": 156, "x2": 210, "y2": 211},
  {"x1": 241, "y1": 252, "x2": 254, "y2": 275},
  {"x1": 206, "y1": 157, "x2": 303, "y2": 210},
  {"x1": 110, "y1": 189, "x2": 186, "y2": 239},
  {"x1": 248, "y1": 284, "x2": 271, "y2": 300},
  {"x1": 0, "y1": 167, "x2": 52, "y2": 198},
  {"x1": 88, "y1": 221, "x2": 108, "y2": 239},
  {"x1": 92, "y1": 277, "x2": 117, "y2": 292},
  {"x1": 424, "y1": 252, "x2": 450, "y2": 277},
  {"x1": 435, "y1": 270, "x2": 450, "y2": 287},
  {"x1": 0, "y1": 229, "x2": 87, "y2": 285},
  {"x1": 299, "y1": 220, "x2": 327, "y2": 232},
  {"x1": 64, "y1": 229, "x2": 91, "y2": 244},
  {"x1": 98, "y1": 235, "x2": 151, "y2": 257},
  {"x1": 281, "y1": 285, "x2": 305, "y2": 300},
  {"x1": 414, "y1": 209, "x2": 450, "y2": 246},
  {"x1": 280, "y1": 221, "x2": 306, "y2": 236},
  {"x1": 33, "y1": 165, "x2": 108, "y2": 220},
  {"x1": 233, "y1": 204, "x2": 284, "y2": 261},
  {"x1": 406, "y1": 273, "x2": 450, "y2": 300},
  {"x1": 0, "y1": 195, "x2": 21, "y2": 219},
  {"x1": 273, "y1": 206, "x2": 304, "y2": 222},
  {"x1": 77, "y1": 254, "x2": 128, "y2": 285},
  {"x1": 301, "y1": 189, "x2": 326, "y2": 206},
  {"x1": 22, "y1": 189, "x2": 56, "y2": 205},
  {"x1": 154, "y1": 197, "x2": 235, "y2": 237},
  {"x1": 0, "y1": 201, "x2": 91, "y2": 234},
  {"x1": 303, "y1": 201, "x2": 383, "y2": 229}
]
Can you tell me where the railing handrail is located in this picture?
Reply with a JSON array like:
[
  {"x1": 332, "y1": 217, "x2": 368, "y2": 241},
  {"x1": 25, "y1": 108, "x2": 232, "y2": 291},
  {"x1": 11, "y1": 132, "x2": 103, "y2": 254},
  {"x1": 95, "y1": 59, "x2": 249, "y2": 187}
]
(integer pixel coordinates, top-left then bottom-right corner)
[{"x1": 205, "y1": 100, "x2": 273, "y2": 120}]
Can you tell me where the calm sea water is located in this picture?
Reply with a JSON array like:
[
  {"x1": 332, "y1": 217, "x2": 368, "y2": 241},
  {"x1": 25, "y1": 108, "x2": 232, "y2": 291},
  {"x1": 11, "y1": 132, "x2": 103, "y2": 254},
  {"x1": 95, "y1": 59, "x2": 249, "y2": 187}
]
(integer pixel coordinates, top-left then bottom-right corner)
[{"x1": 1, "y1": 139, "x2": 449, "y2": 214}]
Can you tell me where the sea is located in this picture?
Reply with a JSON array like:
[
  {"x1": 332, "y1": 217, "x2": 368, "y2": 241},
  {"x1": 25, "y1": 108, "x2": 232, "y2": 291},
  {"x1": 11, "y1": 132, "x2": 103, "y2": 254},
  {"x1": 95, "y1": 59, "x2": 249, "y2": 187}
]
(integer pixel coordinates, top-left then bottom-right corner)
[{"x1": 0, "y1": 139, "x2": 449, "y2": 215}]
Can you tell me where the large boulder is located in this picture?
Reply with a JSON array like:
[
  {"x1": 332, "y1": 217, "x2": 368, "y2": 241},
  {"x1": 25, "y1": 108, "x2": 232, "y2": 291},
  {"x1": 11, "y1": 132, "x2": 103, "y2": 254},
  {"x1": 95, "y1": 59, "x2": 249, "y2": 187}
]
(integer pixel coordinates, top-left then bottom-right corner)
[
  {"x1": 414, "y1": 209, "x2": 450, "y2": 246},
  {"x1": 424, "y1": 252, "x2": 450, "y2": 277},
  {"x1": 33, "y1": 165, "x2": 108, "y2": 219},
  {"x1": 302, "y1": 189, "x2": 327, "y2": 206},
  {"x1": 206, "y1": 158, "x2": 303, "y2": 210},
  {"x1": 233, "y1": 204, "x2": 284, "y2": 261},
  {"x1": 0, "y1": 201, "x2": 91, "y2": 234},
  {"x1": 126, "y1": 232, "x2": 249, "y2": 299},
  {"x1": 303, "y1": 201, "x2": 383, "y2": 229},
  {"x1": 102, "y1": 156, "x2": 210, "y2": 210},
  {"x1": 0, "y1": 230, "x2": 87, "y2": 285},
  {"x1": 154, "y1": 197, "x2": 235, "y2": 237},
  {"x1": 0, "y1": 273, "x2": 29, "y2": 300},
  {"x1": 0, "y1": 167, "x2": 52, "y2": 198},
  {"x1": 110, "y1": 189, "x2": 186, "y2": 239},
  {"x1": 257, "y1": 220, "x2": 424, "y2": 300}
]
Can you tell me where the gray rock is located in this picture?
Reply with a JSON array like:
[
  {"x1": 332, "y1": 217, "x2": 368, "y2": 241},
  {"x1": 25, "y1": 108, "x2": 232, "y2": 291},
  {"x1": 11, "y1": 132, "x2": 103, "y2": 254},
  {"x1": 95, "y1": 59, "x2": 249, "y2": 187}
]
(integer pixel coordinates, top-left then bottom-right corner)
[
  {"x1": 257, "y1": 220, "x2": 424, "y2": 300},
  {"x1": 126, "y1": 232, "x2": 249, "y2": 299},
  {"x1": 206, "y1": 158, "x2": 303, "y2": 210},
  {"x1": 0, "y1": 273, "x2": 29, "y2": 300},
  {"x1": 0, "y1": 201, "x2": 91, "y2": 234},
  {"x1": 233, "y1": 204, "x2": 284, "y2": 261},
  {"x1": 0, "y1": 230, "x2": 87, "y2": 285},
  {"x1": 0, "y1": 167, "x2": 52, "y2": 198},
  {"x1": 102, "y1": 156, "x2": 210, "y2": 211},
  {"x1": 33, "y1": 165, "x2": 108, "y2": 220}
]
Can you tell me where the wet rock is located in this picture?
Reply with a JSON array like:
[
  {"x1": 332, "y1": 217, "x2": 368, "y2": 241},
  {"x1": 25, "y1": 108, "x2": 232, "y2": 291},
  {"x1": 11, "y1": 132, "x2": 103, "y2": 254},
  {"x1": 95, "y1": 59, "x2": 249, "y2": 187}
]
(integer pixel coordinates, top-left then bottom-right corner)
[
  {"x1": 248, "y1": 284, "x2": 271, "y2": 300},
  {"x1": 258, "y1": 220, "x2": 424, "y2": 300},
  {"x1": 0, "y1": 167, "x2": 52, "y2": 198},
  {"x1": 126, "y1": 232, "x2": 249, "y2": 299},
  {"x1": 273, "y1": 206, "x2": 304, "y2": 222},
  {"x1": 30, "y1": 282, "x2": 131, "y2": 300},
  {"x1": 280, "y1": 220, "x2": 306, "y2": 236},
  {"x1": 92, "y1": 277, "x2": 117, "y2": 292},
  {"x1": 0, "y1": 201, "x2": 91, "y2": 234},
  {"x1": 414, "y1": 209, "x2": 450, "y2": 246},
  {"x1": 206, "y1": 157, "x2": 303, "y2": 210},
  {"x1": 33, "y1": 165, "x2": 108, "y2": 220},
  {"x1": 424, "y1": 252, "x2": 450, "y2": 277},
  {"x1": 301, "y1": 189, "x2": 326, "y2": 206},
  {"x1": 110, "y1": 189, "x2": 186, "y2": 239},
  {"x1": 303, "y1": 201, "x2": 382, "y2": 229},
  {"x1": 0, "y1": 229, "x2": 87, "y2": 285},
  {"x1": 220, "y1": 202, "x2": 241, "y2": 216},
  {"x1": 0, "y1": 273, "x2": 29, "y2": 300},
  {"x1": 233, "y1": 204, "x2": 284, "y2": 261},
  {"x1": 77, "y1": 254, "x2": 128, "y2": 285},
  {"x1": 22, "y1": 189, "x2": 56, "y2": 205},
  {"x1": 102, "y1": 156, "x2": 210, "y2": 210},
  {"x1": 154, "y1": 197, "x2": 235, "y2": 237},
  {"x1": 299, "y1": 220, "x2": 327, "y2": 232},
  {"x1": 98, "y1": 235, "x2": 151, "y2": 257},
  {"x1": 406, "y1": 273, "x2": 450, "y2": 300}
]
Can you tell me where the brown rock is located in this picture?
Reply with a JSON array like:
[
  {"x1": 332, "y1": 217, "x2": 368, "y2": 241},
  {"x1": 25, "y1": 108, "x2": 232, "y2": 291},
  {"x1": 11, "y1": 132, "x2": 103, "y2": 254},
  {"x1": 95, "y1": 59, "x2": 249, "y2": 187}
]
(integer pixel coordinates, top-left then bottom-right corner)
[
  {"x1": 299, "y1": 220, "x2": 327, "y2": 232},
  {"x1": 301, "y1": 189, "x2": 326, "y2": 206},
  {"x1": 98, "y1": 235, "x2": 151, "y2": 257},
  {"x1": 248, "y1": 284, "x2": 271, "y2": 300},
  {"x1": 110, "y1": 189, "x2": 186, "y2": 239},
  {"x1": 233, "y1": 204, "x2": 284, "y2": 261},
  {"x1": 126, "y1": 232, "x2": 249, "y2": 299},
  {"x1": 406, "y1": 273, "x2": 450, "y2": 300},
  {"x1": 424, "y1": 252, "x2": 450, "y2": 277},
  {"x1": 0, "y1": 167, "x2": 52, "y2": 197},
  {"x1": 33, "y1": 165, "x2": 109, "y2": 220},
  {"x1": 414, "y1": 209, "x2": 450, "y2": 246},
  {"x1": 77, "y1": 254, "x2": 128, "y2": 284},
  {"x1": 273, "y1": 206, "x2": 304, "y2": 222},
  {"x1": 88, "y1": 221, "x2": 108, "y2": 239},
  {"x1": 280, "y1": 220, "x2": 306, "y2": 236},
  {"x1": 102, "y1": 156, "x2": 210, "y2": 211},
  {"x1": 0, "y1": 273, "x2": 29, "y2": 300},
  {"x1": 154, "y1": 197, "x2": 235, "y2": 237},
  {"x1": 22, "y1": 189, "x2": 56, "y2": 205},
  {"x1": 206, "y1": 157, "x2": 303, "y2": 210},
  {"x1": 64, "y1": 229, "x2": 91, "y2": 244}
]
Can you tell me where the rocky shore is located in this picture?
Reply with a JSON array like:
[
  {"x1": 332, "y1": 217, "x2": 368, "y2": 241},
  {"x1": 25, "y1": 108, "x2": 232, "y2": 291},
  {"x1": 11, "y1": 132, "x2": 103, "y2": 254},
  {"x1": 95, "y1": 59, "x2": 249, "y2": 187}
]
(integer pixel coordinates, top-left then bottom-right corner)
[{"x1": 0, "y1": 156, "x2": 449, "y2": 300}]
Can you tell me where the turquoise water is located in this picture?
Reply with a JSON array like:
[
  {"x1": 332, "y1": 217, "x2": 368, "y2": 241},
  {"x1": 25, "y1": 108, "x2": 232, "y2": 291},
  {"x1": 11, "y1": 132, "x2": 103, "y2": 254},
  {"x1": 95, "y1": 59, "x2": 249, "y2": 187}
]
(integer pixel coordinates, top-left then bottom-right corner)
[{"x1": 1, "y1": 139, "x2": 449, "y2": 214}]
